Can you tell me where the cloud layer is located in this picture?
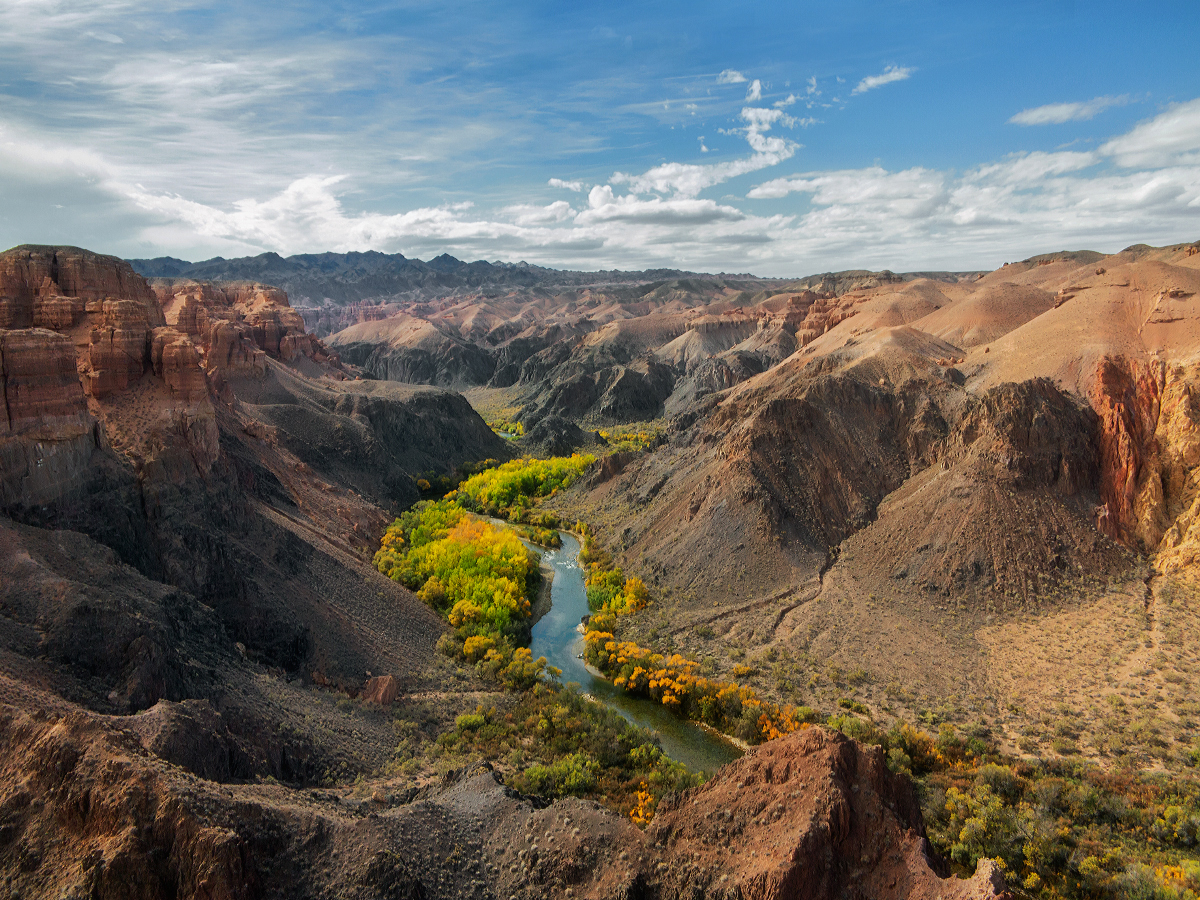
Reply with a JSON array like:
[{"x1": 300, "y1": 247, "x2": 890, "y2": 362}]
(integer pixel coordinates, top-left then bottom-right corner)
[
  {"x1": 0, "y1": 2, "x2": 1195, "y2": 276},
  {"x1": 44, "y1": 98, "x2": 1187, "y2": 275}
]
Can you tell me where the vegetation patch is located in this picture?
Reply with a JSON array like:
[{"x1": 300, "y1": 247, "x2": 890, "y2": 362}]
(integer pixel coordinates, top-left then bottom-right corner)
[
  {"x1": 813, "y1": 713, "x2": 1200, "y2": 899},
  {"x1": 454, "y1": 454, "x2": 594, "y2": 518},
  {"x1": 435, "y1": 684, "x2": 702, "y2": 824},
  {"x1": 597, "y1": 425, "x2": 662, "y2": 453},
  {"x1": 572, "y1": 521, "x2": 810, "y2": 743}
]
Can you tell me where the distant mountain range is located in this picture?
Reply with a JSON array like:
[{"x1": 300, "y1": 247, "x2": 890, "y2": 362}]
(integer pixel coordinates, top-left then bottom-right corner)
[
  {"x1": 127, "y1": 250, "x2": 743, "y2": 307},
  {"x1": 127, "y1": 250, "x2": 985, "y2": 310}
]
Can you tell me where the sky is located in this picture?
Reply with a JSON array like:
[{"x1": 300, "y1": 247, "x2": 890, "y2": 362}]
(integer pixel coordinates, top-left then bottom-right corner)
[{"x1": 1, "y1": 0, "x2": 1199, "y2": 276}]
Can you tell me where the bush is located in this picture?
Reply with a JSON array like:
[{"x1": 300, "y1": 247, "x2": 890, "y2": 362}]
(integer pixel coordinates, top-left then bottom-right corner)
[{"x1": 517, "y1": 752, "x2": 601, "y2": 797}]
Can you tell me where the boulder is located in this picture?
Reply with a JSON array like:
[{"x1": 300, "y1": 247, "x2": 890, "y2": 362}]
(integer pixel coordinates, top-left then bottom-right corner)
[{"x1": 362, "y1": 675, "x2": 399, "y2": 706}]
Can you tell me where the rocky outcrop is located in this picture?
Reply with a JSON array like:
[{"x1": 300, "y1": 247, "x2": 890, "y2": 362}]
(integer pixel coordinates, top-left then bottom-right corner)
[
  {"x1": 1090, "y1": 355, "x2": 1166, "y2": 546},
  {"x1": 0, "y1": 329, "x2": 99, "y2": 505},
  {"x1": 0, "y1": 245, "x2": 162, "y2": 329},
  {"x1": 87, "y1": 299, "x2": 151, "y2": 397},
  {"x1": 153, "y1": 279, "x2": 336, "y2": 377},
  {"x1": 150, "y1": 329, "x2": 209, "y2": 403},
  {"x1": 361, "y1": 675, "x2": 398, "y2": 706},
  {"x1": 523, "y1": 415, "x2": 590, "y2": 456},
  {"x1": 0, "y1": 706, "x2": 256, "y2": 900},
  {"x1": 646, "y1": 727, "x2": 1005, "y2": 900},
  {"x1": 1089, "y1": 356, "x2": 1200, "y2": 568},
  {"x1": 207, "y1": 321, "x2": 267, "y2": 377}
]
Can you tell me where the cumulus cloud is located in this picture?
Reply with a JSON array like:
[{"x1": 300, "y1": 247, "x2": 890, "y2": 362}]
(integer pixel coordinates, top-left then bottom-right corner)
[
  {"x1": 717, "y1": 69, "x2": 747, "y2": 84},
  {"x1": 548, "y1": 177, "x2": 584, "y2": 191},
  {"x1": 851, "y1": 65, "x2": 913, "y2": 95},
  {"x1": 1009, "y1": 95, "x2": 1128, "y2": 125},
  {"x1": 745, "y1": 79, "x2": 762, "y2": 102}
]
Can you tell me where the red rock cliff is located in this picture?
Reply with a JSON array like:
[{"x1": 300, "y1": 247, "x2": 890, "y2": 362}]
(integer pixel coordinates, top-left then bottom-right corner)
[
  {"x1": 0, "y1": 245, "x2": 163, "y2": 329},
  {"x1": 0, "y1": 328, "x2": 98, "y2": 504}
]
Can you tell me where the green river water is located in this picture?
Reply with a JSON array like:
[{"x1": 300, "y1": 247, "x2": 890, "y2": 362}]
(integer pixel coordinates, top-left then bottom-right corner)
[{"x1": 528, "y1": 532, "x2": 743, "y2": 774}]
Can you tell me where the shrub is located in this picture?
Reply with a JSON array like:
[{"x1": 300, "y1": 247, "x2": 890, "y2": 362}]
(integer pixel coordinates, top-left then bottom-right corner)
[
  {"x1": 517, "y1": 752, "x2": 600, "y2": 797},
  {"x1": 456, "y1": 713, "x2": 487, "y2": 731}
]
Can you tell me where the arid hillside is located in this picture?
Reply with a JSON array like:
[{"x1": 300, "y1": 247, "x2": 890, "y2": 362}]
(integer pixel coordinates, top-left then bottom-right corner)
[
  {"x1": 325, "y1": 268, "x2": 979, "y2": 424},
  {"x1": 530, "y1": 241, "x2": 1200, "y2": 766}
]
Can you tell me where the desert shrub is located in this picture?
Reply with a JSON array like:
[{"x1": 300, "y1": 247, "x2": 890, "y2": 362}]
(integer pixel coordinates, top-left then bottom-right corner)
[
  {"x1": 827, "y1": 714, "x2": 881, "y2": 745},
  {"x1": 517, "y1": 752, "x2": 600, "y2": 797},
  {"x1": 455, "y1": 712, "x2": 487, "y2": 731}
]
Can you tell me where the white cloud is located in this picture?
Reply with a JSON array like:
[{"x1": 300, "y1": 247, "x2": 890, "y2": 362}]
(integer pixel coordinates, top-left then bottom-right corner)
[
  {"x1": 3, "y1": 16, "x2": 1200, "y2": 280},
  {"x1": 745, "y1": 79, "x2": 762, "y2": 102},
  {"x1": 851, "y1": 65, "x2": 913, "y2": 95},
  {"x1": 716, "y1": 69, "x2": 747, "y2": 84},
  {"x1": 504, "y1": 200, "x2": 576, "y2": 226},
  {"x1": 610, "y1": 106, "x2": 796, "y2": 197},
  {"x1": 774, "y1": 94, "x2": 797, "y2": 109},
  {"x1": 1100, "y1": 98, "x2": 1200, "y2": 168},
  {"x1": 1009, "y1": 95, "x2": 1128, "y2": 125}
]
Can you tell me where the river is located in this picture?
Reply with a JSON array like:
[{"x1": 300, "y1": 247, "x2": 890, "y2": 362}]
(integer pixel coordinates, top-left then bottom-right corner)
[{"x1": 528, "y1": 532, "x2": 743, "y2": 774}]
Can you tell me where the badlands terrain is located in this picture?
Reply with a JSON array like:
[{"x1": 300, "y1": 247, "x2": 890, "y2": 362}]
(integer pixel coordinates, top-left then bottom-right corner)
[
  {"x1": 1, "y1": 238, "x2": 1198, "y2": 898},
  {"x1": 310, "y1": 241, "x2": 1200, "y2": 768}
]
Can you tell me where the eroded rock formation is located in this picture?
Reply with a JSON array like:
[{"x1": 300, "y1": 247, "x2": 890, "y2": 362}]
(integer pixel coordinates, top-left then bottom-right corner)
[{"x1": 0, "y1": 328, "x2": 99, "y2": 504}]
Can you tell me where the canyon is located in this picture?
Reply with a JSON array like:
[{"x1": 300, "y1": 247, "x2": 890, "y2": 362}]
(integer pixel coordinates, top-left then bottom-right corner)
[
  {"x1": 0, "y1": 245, "x2": 1003, "y2": 899},
  {"x1": 300, "y1": 239, "x2": 1200, "y2": 768},
  {"x1": 6, "y1": 236, "x2": 1200, "y2": 898}
]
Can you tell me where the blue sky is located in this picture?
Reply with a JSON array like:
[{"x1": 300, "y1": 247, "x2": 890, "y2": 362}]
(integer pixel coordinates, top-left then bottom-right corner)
[{"x1": 1, "y1": 0, "x2": 1198, "y2": 274}]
